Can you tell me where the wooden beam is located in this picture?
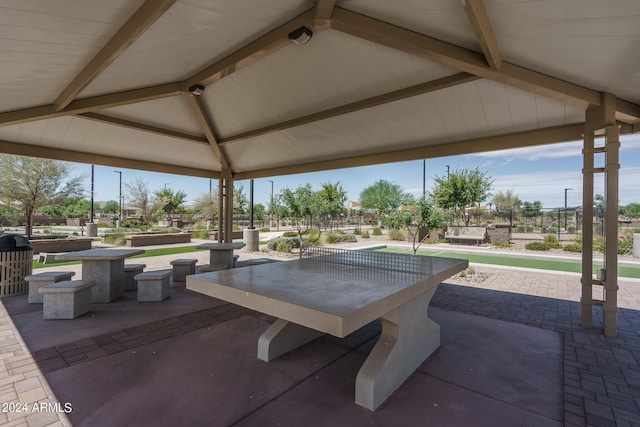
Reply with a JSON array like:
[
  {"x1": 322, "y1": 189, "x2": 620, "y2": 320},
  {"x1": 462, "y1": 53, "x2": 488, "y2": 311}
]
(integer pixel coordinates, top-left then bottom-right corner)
[
  {"x1": 460, "y1": 0, "x2": 502, "y2": 69},
  {"x1": 78, "y1": 112, "x2": 209, "y2": 145},
  {"x1": 54, "y1": 0, "x2": 176, "y2": 111},
  {"x1": 183, "y1": 9, "x2": 315, "y2": 88},
  {"x1": 0, "y1": 83, "x2": 182, "y2": 128},
  {"x1": 184, "y1": 94, "x2": 230, "y2": 171},
  {"x1": 616, "y1": 99, "x2": 640, "y2": 124},
  {"x1": 232, "y1": 123, "x2": 588, "y2": 180},
  {"x1": 331, "y1": 7, "x2": 601, "y2": 109},
  {"x1": 0, "y1": 139, "x2": 219, "y2": 179},
  {"x1": 314, "y1": 0, "x2": 336, "y2": 30},
  {"x1": 220, "y1": 72, "x2": 480, "y2": 145}
]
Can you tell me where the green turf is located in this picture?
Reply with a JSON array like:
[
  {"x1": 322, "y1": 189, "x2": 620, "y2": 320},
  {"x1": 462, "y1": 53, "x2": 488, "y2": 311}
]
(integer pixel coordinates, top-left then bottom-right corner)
[
  {"x1": 376, "y1": 247, "x2": 640, "y2": 279},
  {"x1": 33, "y1": 245, "x2": 204, "y2": 269}
]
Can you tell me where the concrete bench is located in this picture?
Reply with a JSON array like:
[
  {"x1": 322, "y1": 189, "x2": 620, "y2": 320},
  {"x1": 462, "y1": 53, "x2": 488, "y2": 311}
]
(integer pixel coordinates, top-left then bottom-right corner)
[
  {"x1": 135, "y1": 270, "x2": 171, "y2": 302},
  {"x1": 39, "y1": 280, "x2": 95, "y2": 319},
  {"x1": 445, "y1": 226, "x2": 487, "y2": 245},
  {"x1": 123, "y1": 263, "x2": 146, "y2": 291},
  {"x1": 198, "y1": 264, "x2": 228, "y2": 273},
  {"x1": 170, "y1": 259, "x2": 197, "y2": 282},
  {"x1": 37, "y1": 252, "x2": 70, "y2": 264},
  {"x1": 25, "y1": 271, "x2": 75, "y2": 304}
]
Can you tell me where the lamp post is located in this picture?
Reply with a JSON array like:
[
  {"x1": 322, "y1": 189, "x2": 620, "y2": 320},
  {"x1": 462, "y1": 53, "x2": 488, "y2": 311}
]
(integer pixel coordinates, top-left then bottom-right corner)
[
  {"x1": 564, "y1": 188, "x2": 572, "y2": 232},
  {"x1": 267, "y1": 180, "x2": 274, "y2": 227},
  {"x1": 114, "y1": 170, "x2": 122, "y2": 228},
  {"x1": 422, "y1": 159, "x2": 426, "y2": 197}
]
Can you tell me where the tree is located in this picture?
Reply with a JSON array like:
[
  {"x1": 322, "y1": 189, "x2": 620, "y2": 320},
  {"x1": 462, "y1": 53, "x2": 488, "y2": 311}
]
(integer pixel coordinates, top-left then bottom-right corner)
[
  {"x1": 407, "y1": 197, "x2": 450, "y2": 255},
  {"x1": 153, "y1": 187, "x2": 187, "y2": 218},
  {"x1": 359, "y1": 180, "x2": 413, "y2": 220},
  {"x1": 101, "y1": 200, "x2": 120, "y2": 214},
  {"x1": 233, "y1": 185, "x2": 248, "y2": 214},
  {"x1": 521, "y1": 200, "x2": 543, "y2": 224},
  {"x1": 431, "y1": 167, "x2": 493, "y2": 225},
  {"x1": 0, "y1": 155, "x2": 84, "y2": 237},
  {"x1": 316, "y1": 182, "x2": 347, "y2": 228},
  {"x1": 192, "y1": 191, "x2": 218, "y2": 226},
  {"x1": 492, "y1": 190, "x2": 521, "y2": 219},
  {"x1": 125, "y1": 178, "x2": 162, "y2": 230},
  {"x1": 623, "y1": 203, "x2": 640, "y2": 219}
]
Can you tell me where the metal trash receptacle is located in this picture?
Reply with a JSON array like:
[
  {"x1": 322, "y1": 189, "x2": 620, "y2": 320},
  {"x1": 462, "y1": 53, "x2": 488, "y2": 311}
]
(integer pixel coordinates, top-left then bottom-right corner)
[{"x1": 0, "y1": 234, "x2": 33, "y2": 297}]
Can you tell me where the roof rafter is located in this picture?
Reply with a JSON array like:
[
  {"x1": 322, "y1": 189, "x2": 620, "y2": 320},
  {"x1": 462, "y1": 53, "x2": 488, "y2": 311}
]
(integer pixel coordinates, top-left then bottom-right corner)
[
  {"x1": 54, "y1": 0, "x2": 177, "y2": 111},
  {"x1": 77, "y1": 112, "x2": 208, "y2": 145},
  {"x1": 0, "y1": 139, "x2": 218, "y2": 179},
  {"x1": 331, "y1": 7, "x2": 601, "y2": 109},
  {"x1": 184, "y1": 94, "x2": 230, "y2": 171},
  {"x1": 183, "y1": 8, "x2": 315, "y2": 89},
  {"x1": 0, "y1": 83, "x2": 182, "y2": 128},
  {"x1": 219, "y1": 72, "x2": 481, "y2": 145},
  {"x1": 460, "y1": 0, "x2": 502, "y2": 70},
  {"x1": 314, "y1": 0, "x2": 336, "y2": 30}
]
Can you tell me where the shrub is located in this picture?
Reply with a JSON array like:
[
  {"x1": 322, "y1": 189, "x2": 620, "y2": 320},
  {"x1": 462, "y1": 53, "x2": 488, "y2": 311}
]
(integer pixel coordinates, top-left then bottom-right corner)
[
  {"x1": 191, "y1": 229, "x2": 209, "y2": 239},
  {"x1": 543, "y1": 235, "x2": 562, "y2": 249},
  {"x1": 388, "y1": 229, "x2": 406, "y2": 241},
  {"x1": 325, "y1": 232, "x2": 357, "y2": 244},
  {"x1": 267, "y1": 237, "x2": 300, "y2": 250},
  {"x1": 361, "y1": 231, "x2": 370, "y2": 238},
  {"x1": 525, "y1": 241, "x2": 549, "y2": 251},
  {"x1": 619, "y1": 234, "x2": 633, "y2": 255},
  {"x1": 563, "y1": 243, "x2": 582, "y2": 253},
  {"x1": 259, "y1": 227, "x2": 270, "y2": 232},
  {"x1": 282, "y1": 231, "x2": 298, "y2": 237},
  {"x1": 493, "y1": 242, "x2": 511, "y2": 248},
  {"x1": 275, "y1": 239, "x2": 293, "y2": 253},
  {"x1": 353, "y1": 228, "x2": 362, "y2": 235},
  {"x1": 372, "y1": 227, "x2": 382, "y2": 236}
]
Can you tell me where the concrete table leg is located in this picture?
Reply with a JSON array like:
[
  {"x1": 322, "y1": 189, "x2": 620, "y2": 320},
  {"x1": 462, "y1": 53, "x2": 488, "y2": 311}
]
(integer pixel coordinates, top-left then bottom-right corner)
[
  {"x1": 355, "y1": 288, "x2": 440, "y2": 411},
  {"x1": 82, "y1": 259, "x2": 125, "y2": 303},
  {"x1": 257, "y1": 319, "x2": 325, "y2": 362},
  {"x1": 210, "y1": 250, "x2": 233, "y2": 269}
]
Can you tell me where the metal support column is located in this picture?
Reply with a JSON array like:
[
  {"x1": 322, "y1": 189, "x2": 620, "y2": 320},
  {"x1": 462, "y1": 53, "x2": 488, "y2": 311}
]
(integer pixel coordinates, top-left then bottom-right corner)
[{"x1": 603, "y1": 125, "x2": 620, "y2": 337}]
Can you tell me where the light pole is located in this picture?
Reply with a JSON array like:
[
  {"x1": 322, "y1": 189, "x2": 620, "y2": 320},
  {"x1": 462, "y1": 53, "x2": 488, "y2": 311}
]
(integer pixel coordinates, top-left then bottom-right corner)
[
  {"x1": 114, "y1": 170, "x2": 122, "y2": 228},
  {"x1": 267, "y1": 180, "x2": 274, "y2": 227},
  {"x1": 422, "y1": 159, "x2": 426, "y2": 197},
  {"x1": 446, "y1": 164, "x2": 450, "y2": 178},
  {"x1": 564, "y1": 188, "x2": 572, "y2": 232}
]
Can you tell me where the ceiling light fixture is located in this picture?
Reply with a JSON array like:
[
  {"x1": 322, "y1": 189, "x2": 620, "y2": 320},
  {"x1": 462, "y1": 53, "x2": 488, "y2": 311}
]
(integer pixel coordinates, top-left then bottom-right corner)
[
  {"x1": 288, "y1": 26, "x2": 313, "y2": 45},
  {"x1": 188, "y1": 84, "x2": 205, "y2": 96}
]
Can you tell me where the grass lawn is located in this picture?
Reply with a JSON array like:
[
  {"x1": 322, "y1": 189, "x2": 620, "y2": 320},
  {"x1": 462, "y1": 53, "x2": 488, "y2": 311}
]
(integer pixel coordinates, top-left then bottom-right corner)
[{"x1": 376, "y1": 247, "x2": 640, "y2": 279}]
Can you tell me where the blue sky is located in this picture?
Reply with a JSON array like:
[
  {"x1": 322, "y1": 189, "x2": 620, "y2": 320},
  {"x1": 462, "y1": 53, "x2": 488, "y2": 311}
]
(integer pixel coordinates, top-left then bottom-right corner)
[{"x1": 75, "y1": 133, "x2": 640, "y2": 211}]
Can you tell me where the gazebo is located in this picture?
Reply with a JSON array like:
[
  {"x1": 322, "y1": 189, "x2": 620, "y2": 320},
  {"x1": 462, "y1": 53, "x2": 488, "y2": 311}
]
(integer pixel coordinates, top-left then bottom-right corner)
[{"x1": 0, "y1": 0, "x2": 638, "y2": 336}]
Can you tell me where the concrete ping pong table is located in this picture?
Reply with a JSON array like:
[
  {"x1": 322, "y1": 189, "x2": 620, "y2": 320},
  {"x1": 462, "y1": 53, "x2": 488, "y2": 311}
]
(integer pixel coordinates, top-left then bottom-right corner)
[{"x1": 186, "y1": 247, "x2": 467, "y2": 410}]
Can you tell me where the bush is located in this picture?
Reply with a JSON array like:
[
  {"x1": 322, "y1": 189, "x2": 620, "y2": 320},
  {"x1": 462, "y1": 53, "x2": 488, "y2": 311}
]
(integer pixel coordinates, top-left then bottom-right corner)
[
  {"x1": 325, "y1": 232, "x2": 357, "y2": 244},
  {"x1": 275, "y1": 239, "x2": 293, "y2": 253},
  {"x1": 259, "y1": 227, "x2": 270, "y2": 232},
  {"x1": 361, "y1": 231, "x2": 370, "y2": 238},
  {"x1": 372, "y1": 228, "x2": 382, "y2": 236},
  {"x1": 282, "y1": 231, "x2": 298, "y2": 237},
  {"x1": 563, "y1": 243, "x2": 582, "y2": 253},
  {"x1": 191, "y1": 229, "x2": 209, "y2": 239},
  {"x1": 619, "y1": 234, "x2": 633, "y2": 255},
  {"x1": 388, "y1": 229, "x2": 406, "y2": 241},
  {"x1": 493, "y1": 242, "x2": 511, "y2": 248},
  {"x1": 543, "y1": 235, "x2": 562, "y2": 249},
  {"x1": 354, "y1": 228, "x2": 362, "y2": 235},
  {"x1": 525, "y1": 241, "x2": 550, "y2": 251},
  {"x1": 267, "y1": 237, "x2": 300, "y2": 250}
]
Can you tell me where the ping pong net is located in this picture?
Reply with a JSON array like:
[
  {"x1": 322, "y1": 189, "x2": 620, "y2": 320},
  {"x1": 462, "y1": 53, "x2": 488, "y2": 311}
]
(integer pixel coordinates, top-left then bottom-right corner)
[{"x1": 299, "y1": 246, "x2": 434, "y2": 279}]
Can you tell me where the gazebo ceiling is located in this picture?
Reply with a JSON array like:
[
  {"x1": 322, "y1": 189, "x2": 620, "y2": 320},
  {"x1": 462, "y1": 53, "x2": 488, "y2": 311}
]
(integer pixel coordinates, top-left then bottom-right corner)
[{"x1": 0, "y1": 0, "x2": 638, "y2": 180}]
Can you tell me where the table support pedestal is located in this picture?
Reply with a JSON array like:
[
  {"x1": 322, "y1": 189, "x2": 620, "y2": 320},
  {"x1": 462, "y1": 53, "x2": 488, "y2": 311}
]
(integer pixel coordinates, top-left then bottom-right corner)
[
  {"x1": 355, "y1": 288, "x2": 440, "y2": 410},
  {"x1": 258, "y1": 319, "x2": 324, "y2": 362}
]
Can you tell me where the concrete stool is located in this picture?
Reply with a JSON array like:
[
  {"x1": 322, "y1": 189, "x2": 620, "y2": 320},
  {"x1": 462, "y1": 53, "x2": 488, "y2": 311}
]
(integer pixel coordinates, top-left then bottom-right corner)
[
  {"x1": 25, "y1": 271, "x2": 75, "y2": 304},
  {"x1": 124, "y1": 263, "x2": 146, "y2": 291},
  {"x1": 170, "y1": 259, "x2": 197, "y2": 282},
  {"x1": 233, "y1": 254, "x2": 239, "y2": 268},
  {"x1": 39, "y1": 280, "x2": 95, "y2": 320},
  {"x1": 135, "y1": 270, "x2": 171, "y2": 302},
  {"x1": 198, "y1": 263, "x2": 227, "y2": 273}
]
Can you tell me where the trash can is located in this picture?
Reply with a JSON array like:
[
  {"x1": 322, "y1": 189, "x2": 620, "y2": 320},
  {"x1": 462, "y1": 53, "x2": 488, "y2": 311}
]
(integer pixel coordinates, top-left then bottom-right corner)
[{"x1": 0, "y1": 234, "x2": 33, "y2": 297}]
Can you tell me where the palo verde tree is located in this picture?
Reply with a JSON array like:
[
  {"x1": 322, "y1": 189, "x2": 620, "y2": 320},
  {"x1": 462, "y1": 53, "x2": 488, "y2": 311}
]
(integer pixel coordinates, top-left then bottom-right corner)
[
  {"x1": 316, "y1": 181, "x2": 347, "y2": 228},
  {"x1": 192, "y1": 191, "x2": 217, "y2": 226},
  {"x1": 0, "y1": 155, "x2": 84, "y2": 238},
  {"x1": 431, "y1": 167, "x2": 493, "y2": 226},
  {"x1": 492, "y1": 189, "x2": 521, "y2": 220},
  {"x1": 386, "y1": 197, "x2": 450, "y2": 254},
  {"x1": 279, "y1": 184, "x2": 322, "y2": 248},
  {"x1": 359, "y1": 179, "x2": 413, "y2": 223},
  {"x1": 153, "y1": 187, "x2": 187, "y2": 219}
]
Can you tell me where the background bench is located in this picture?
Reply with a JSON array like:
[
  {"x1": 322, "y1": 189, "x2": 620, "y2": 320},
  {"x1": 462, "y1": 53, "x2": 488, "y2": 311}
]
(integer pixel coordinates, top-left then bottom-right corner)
[{"x1": 445, "y1": 226, "x2": 487, "y2": 245}]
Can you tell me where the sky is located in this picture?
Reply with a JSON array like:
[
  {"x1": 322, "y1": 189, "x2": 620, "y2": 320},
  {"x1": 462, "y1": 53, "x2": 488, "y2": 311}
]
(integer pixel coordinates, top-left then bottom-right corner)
[{"x1": 73, "y1": 133, "x2": 640, "y2": 211}]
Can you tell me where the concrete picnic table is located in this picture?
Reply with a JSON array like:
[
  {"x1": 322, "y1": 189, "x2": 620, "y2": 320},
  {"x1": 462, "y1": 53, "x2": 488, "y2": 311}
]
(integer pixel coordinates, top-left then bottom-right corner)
[
  {"x1": 195, "y1": 242, "x2": 245, "y2": 269},
  {"x1": 55, "y1": 248, "x2": 145, "y2": 303}
]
